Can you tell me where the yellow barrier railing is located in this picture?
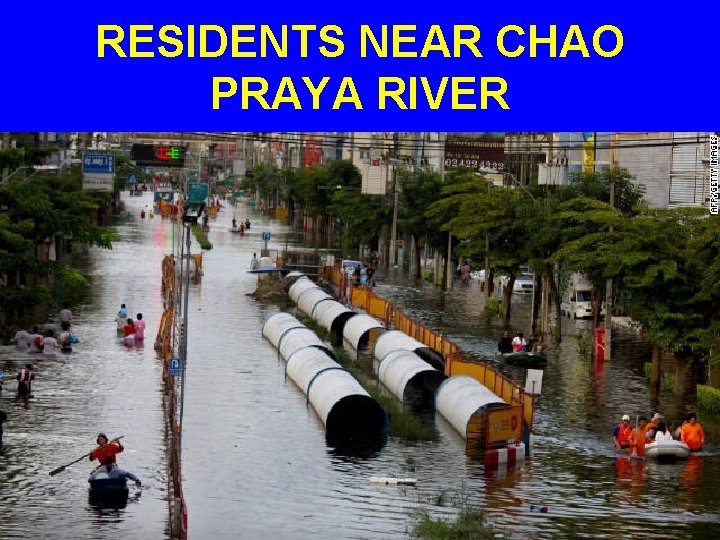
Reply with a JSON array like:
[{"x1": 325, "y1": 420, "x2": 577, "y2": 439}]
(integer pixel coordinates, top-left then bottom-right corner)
[{"x1": 349, "y1": 286, "x2": 392, "y2": 326}]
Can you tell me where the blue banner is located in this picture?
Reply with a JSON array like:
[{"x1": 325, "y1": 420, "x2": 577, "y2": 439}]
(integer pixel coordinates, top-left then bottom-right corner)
[
  {"x1": 1, "y1": 1, "x2": 717, "y2": 130},
  {"x1": 82, "y1": 153, "x2": 114, "y2": 174}
]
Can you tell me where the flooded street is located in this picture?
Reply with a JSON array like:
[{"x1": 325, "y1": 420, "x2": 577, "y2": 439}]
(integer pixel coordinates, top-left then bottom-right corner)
[
  {"x1": 2, "y1": 191, "x2": 719, "y2": 539},
  {"x1": 0, "y1": 191, "x2": 170, "y2": 539}
]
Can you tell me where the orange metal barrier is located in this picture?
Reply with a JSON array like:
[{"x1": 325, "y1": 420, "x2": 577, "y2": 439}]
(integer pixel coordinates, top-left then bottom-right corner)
[
  {"x1": 394, "y1": 308, "x2": 460, "y2": 358},
  {"x1": 350, "y1": 287, "x2": 367, "y2": 307},
  {"x1": 159, "y1": 250, "x2": 187, "y2": 539},
  {"x1": 349, "y1": 287, "x2": 392, "y2": 326},
  {"x1": 367, "y1": 295, "x2": 391, "y2": 326}
]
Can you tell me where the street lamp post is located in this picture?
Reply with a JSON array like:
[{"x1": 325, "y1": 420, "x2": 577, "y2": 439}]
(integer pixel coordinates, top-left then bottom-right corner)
[
  {"x1": 177, "y1": 201, "x2": 205, "y2": 458},
  {"x1": 388, "y1": 159, "x2": 401, "y2": 268}
]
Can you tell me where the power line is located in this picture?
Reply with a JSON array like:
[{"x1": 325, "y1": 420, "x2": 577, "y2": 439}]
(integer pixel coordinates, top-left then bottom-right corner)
[{"x1": 172, "y1": 131, "x2": 712, "y2": 155}]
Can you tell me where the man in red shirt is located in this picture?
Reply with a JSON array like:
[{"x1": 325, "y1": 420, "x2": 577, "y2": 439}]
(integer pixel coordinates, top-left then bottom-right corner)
[{"x1": 89, "y1": 433, "x2": 124, "y2": 467}]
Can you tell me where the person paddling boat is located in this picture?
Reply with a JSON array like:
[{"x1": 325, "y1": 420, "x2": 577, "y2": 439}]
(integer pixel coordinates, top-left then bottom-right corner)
[{"x1": 89, "y1": 433, "x2": 124, "y2": 469}]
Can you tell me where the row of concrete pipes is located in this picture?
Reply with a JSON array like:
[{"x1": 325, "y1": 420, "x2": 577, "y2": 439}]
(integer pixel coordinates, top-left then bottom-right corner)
[{"x1": 261, "y1": 273, "x2": 521, "y2": 456}]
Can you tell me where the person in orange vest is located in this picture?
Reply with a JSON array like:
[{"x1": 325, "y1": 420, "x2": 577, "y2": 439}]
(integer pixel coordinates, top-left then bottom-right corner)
[
  {"x1": 630, "y1": 416, "x2": 648, "y2": 457},
  {"x1": 613, "y1": 414, "x2": 633, "y2": 453},
  {"x1": 680, "y1": 413, "x2": 705, "y2": 451},
  {"x1": 644, "y1": 412, "x2": 663, "y2": 441}
]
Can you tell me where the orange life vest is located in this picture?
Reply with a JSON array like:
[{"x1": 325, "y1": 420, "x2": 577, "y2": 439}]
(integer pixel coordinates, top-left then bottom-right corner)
[
  {"x1": 616, "y1": 424, "x2": 632, "y2": 446},
  {"x1": 681, "y1": 423, "x2": 704, "y2": 450}
]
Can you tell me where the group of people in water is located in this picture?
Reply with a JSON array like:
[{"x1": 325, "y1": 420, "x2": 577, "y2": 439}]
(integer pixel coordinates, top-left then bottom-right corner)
[
  {"x1": 231, "y1": 217, "x2": 251, "y2": 233},
  {"x1": 1, "y1": 306, "x2": 79, "y2": 449},
  {"x1": 117, "y1": 304, "x2": 146, "y2": 346},
  {"x1": 497, "y1": 330, "x2": 548, "y2": 354},
  {"x1": 613, "y1": 411, "x2": 706, "y2": 455},
  {"x1": 3, "y1": 306, "x2": 78, "y2": 406},
  {"x1": 1, "y1": 303, "x2": 142, "y2": 484},
  {"x1": 10, "y1": 305, "x2": 77, "y2": 356}
]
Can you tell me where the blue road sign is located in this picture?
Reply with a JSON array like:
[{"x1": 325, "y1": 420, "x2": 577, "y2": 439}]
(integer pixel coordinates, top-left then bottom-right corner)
[
  {"x1": 188, "y1": 183, "x2": 209, "y2": 204},
  {"x1": 262, "y1": 231, "x2": 271, "y2": 242},
  {"x1": 82, "y1": 153, "x2": 114, "y2": 174},
  {"x1": 169, "y1": 357, "x2": 182, "y2": 377},
  {"x1": 127, "y1": 173, "x2": 138, "y2": 184}
]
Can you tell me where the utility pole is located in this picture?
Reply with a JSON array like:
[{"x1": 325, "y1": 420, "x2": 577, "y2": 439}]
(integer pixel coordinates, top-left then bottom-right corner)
[
  {"x1": 604, "y1": 134, "x2": 616, "y2": 359},
  {"x1": 178, "y1": 220, "x2": 191, "y2": 458},
  {"x1": 388, "y1": 133, "x2": 399, "y2": 268},
  {"x1": 446, "y1": 232, "x2": 453, "y2": 292},
  {"x1": 390, "y1": 167, "x2": 399, "y2": 267},
  {"x1": 484, "y1": 178, "x2": 490, "y2": 304},
  {"x1": 593, "y1": 131, "x2": 597, "y2": 173}
]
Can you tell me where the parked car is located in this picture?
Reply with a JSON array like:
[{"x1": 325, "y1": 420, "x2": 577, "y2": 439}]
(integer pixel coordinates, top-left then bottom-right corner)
[
  {"x1": 500, "y1": 273, "x2": 534, "y2": 294},
  {"x1": 513, "y1": 273, "x2": 534, "y2": 294}
]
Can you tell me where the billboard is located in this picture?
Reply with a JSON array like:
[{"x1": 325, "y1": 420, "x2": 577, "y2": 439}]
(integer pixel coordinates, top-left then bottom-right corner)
[
  {"x1": 132, "y1": 143, "x2": 187, "y2": 168},
  {"x1": 82, "y1": 153, "x2": 114, "y2": 174},
  {"x1": 82, "y1": 152, "x2": 114, "y2": 191},
  {"x1": 445, "y1": 133, "x2": 505, "y2": 172}
]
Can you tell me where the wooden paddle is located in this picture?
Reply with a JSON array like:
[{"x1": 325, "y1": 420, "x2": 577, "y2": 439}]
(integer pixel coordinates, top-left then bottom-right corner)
[{"x1": 49, "y1": 436, "x2": 124, "y2": 476}]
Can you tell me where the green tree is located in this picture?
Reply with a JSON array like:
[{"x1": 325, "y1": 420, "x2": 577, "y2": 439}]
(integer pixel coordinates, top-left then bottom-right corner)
[
  {"x1": 690, "y1": 214, "x2": 720, "y2": 386},
  {"x1": 0, "y1": 172, "x2": 117, "y2": 326},
  {"x1": 427, "y1": 167, "x2": 532, "y2": 323},
  {"x1": 546, "y1": 168, "x2": 646, "y2": 327},
  {"x1": 397, "y1": 168, "x2": 443, "y2": 279}
]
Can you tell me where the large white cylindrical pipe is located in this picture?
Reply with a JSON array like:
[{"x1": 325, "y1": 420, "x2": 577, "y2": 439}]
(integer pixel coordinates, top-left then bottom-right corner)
[
  {"x1": 343, "y1": 314, "x2": 385, "y2": 351},
  {"x1": 374, "y1": 330, "x2": 444, "y2": 372},
  {"x1": 285, "y1": 346, "x2": 388, "y2": 447},
  {"x1": 297, "y1": 288, "x2": 334, "y2": 318},
  {"x1": 262, "y1": 312, "x2": 306, "y2": 348},
  {"x1": 377, "y1": 349, "x2": 446, "y2": 407},
  {"x1": 435, "y1": 376, "x2": 505, "y2": 440}
]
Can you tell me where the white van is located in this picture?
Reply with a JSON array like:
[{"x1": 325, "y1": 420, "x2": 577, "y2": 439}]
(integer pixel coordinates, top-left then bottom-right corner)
[{"x1": 561, "y1": 272, "x2": 604, "y2": 319}]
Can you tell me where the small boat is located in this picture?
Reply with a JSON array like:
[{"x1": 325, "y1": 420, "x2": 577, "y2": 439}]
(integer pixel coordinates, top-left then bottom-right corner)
[
  {"x1": 89, "y1": 475, "x2": 130, "y2": 496},
  {"x1": 644, "y1": 439, "x2": 690, "y2": 461},
  {"x1": 88, "y1": 474, "x2": 130, "y2": 506},
  {"x1": 498, "y1": 351, "x2": 548, "y2": 368},
  {"x1": 228, "y1": 227, "x2": 244, "y2": 234}
]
